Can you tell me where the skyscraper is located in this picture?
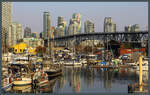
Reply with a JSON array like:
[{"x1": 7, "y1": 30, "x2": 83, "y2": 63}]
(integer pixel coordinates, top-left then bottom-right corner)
[
  {"x1": 84, "y1": 20, "x2": 94, "y2": 33},
  {"x1": 125, "y1": 24, "x2": 139, "y2": 32},
  {"x1": 8, "y1": 22, "x2": 23, "y2": 46},
  {"x1": 104, "y1": 17, "x2": 116, "y2": 32},
  {"x1": 68, "y1": 13, "x2": 82, "y2": 35},
  {"x1": 131, "y1": 24, "x2": 139, "y2": 32},
  {"x1": 125, "y1": 25, "x2": 132, "y2": 32},
  {"x1": 24, "y1": 27, "x2": 31, "y2": 38},
  {"x1": 2, "y1": 2, "x2": 12, "y2": 51},
  {"x1": 72, "y1": 13, "x2": 82, "y2": 33},
  {"x1": 55, "y1": 16, "x2": 67, "y2": 37},
  {"x1": 43, "y1": 12, "x2": 51, "y2": 39},
  {"x1": 68, "y1": 21, "x2": 78, "y2": 35},
  {"x1": 58, "y1": 16, "x2": 64, "y2": 27},
  {"x1": 54, "y1": 26, "x2": 65, "y2": 38},
  {"x1": 50, "y1": 26, "x2": 55, "y2": 39}
]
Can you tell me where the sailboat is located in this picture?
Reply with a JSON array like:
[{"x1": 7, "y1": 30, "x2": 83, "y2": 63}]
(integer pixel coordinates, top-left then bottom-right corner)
[{"x1": 44, "y1": 32, "x2": 63, "y2": 79}]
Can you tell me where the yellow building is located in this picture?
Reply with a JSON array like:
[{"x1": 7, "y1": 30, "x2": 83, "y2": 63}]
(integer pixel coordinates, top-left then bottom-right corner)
[
  {"x1": 13, "y1": 42, "x2": 27, "y2": 54},
  {"x1": 28, "y1": 47, "x2": 36, "y2": 55},
  {"x1": 13, "y1": 42, "x2": 37, "y2": 55}
]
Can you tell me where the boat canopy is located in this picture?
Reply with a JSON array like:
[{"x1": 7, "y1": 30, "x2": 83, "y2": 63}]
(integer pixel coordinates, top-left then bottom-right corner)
[{"x1": 14, "y1": 57, "x2": 28, "y2": 61}]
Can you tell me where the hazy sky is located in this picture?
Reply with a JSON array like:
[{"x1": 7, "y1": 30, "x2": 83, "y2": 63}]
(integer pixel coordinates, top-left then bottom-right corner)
[{"x1": 12, "y1": 2, "x2": 148, "y2": 34}]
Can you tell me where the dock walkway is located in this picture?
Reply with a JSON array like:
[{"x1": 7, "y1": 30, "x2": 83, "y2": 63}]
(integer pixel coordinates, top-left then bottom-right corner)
[{"x1": 91, "y1": 65, "x2": 133, "y2": 69}]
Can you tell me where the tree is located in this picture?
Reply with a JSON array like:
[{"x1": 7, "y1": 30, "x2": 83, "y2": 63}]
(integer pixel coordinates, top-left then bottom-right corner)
[
  {"x1": 75, "y1": 44, "x2": 83, "y2": 52},
  {"x1": 83, "y1": 46, "x2": 92, "y2": 53},
  {"x1": 36, "y1": 46, "x2": 47, "y2": 55}
]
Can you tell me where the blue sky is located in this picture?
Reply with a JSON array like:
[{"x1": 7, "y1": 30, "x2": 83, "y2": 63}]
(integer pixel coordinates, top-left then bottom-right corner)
[{"x1": 12, "y1": 2, "x2": 148, "y2": 34}]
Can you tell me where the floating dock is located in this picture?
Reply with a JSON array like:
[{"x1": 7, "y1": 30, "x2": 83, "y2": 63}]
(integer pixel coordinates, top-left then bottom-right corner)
[{"x1": 91, "y1": 65, "x2": 133, "y2": 69}]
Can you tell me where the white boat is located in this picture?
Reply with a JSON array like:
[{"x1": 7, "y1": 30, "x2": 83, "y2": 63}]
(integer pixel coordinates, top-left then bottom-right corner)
[
  {"x1": 13, "y1": 56, "x2": 29, "y2": 64},
  {"x1": 73, "y1": 60, "x2": 82, "y2": 66},
  {"x1": 9, "y1": 63, "x2": 32, "y2": 86},
  {"x1": 133, "y1": 58, "x2": 148, "y2": 71},
  {"x1": 13, "y1": 85, "x2": 32, "y2": 93},
  {"x1": 33, "y1": 70, "x2": 49, "y2": 87},
  {"x1": 79, "y1": 58, "x2": 87, "y2": 64},
  {"x1": 135, "y1": 63, "x2": 148, "y2": 71},
  {"x1": 63, "y1": 60, "x2": 82, "y2": 67},
  {"x1": 1, "y1": 76, "x2": 13, "y2": 91},
  {"x1": 13, "y1": 78, "x2": 32, "y2": 86},
  {"x1": 63, "y1": 61, "x2": 74, "y2": 66}
]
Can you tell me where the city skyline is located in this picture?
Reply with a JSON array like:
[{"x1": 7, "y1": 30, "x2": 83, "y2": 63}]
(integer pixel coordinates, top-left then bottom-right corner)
[{"x1": 12, "y1": 2, "x2": 148, "y2": 34}]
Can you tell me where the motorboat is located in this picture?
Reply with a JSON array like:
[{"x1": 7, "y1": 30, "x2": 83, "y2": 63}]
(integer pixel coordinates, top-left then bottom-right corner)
[
  {"x1": 13, "y1": 78, "x2": 32, "y2": 86},
  {"x1": 13, "y1": 56, "x2": 29, "y2": 64},
  {"x1": 9, "y1": 63, "x2": 32, "y2": 86},
  {"x1": 135, "y1": 63, "x2": 148, "y2": 71},
  {"x1": 43, "y1": 63, "x2": 63, "y2": 79},
  {"x1": 1, "y1": 76, "x2": 13, "y2": 92},
  {"x1": 13, "y1": 85, "x2": 32, "y2": 93},
  {"x1": 133, "y1": 58, "x2": 148, "y2": 71},
  {"x1": 45, "y1": 69, "x2": 63, "y2": 78},
  {"x1": 73, "y1": 60, "x2": 82, "y2": 66},
  {"x1": 32, "y1": 70, "x2": 49, "y2": 88}
]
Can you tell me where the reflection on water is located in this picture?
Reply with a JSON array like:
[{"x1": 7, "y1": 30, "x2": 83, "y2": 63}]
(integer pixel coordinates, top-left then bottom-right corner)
[
  {"x1": 8, "y1": 67, "x2": 147, "y2": 93},
  {"x1": 52, "y1": 67, "x2": 139, "y2": 93}
]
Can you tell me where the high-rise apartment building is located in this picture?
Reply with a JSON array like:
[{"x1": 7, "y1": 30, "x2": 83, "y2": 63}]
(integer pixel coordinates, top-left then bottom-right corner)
[
  {"x1": 125, "y1": 24, "x2": 139, "y2": 32},
  {"x1": 54, "y1": 26, "x2": 65, "y2": 38},
  {"x1": 125, "y1": 25, "x2": 132, "y2": 32},
  {"x1": 24, "y1": 27, "x2": 31, "y2": 38},
  {"x1": 131, "y1": 24, "x2": 139, "y2": 32},
  {"x1": 50, "y1": 26, "x2": 55, "y2": 39},
  {"x1": 58, "y1": 16, "x2": 65, "y2": 27},
  {"x1": 68, "y1": 13, "x2": 82, "y2": 35},
  {"x1": 72, "y1": 13, "x2": 82, "y2": 33},
  {"x1": 84, "y1": 20, "x2": 94, "y2": 33},
  {"x1": 68, "y1": 21, "x2": 78, "y2": 35},
  {"x1": 104, "y1": 17, "x2": 116, "y2": 32},
  {"x1": 43, "y1": 12, "x2": 51, "y2": 39},
  {"x1": 2, "y1": 2, "x2": 12, "y2": 51},
  {"x1": 8, "y1": 22, "x2": 23, "y2": 46},
  {"x1": 55, "y1": 16, "x2": 67, "y2": 37}
]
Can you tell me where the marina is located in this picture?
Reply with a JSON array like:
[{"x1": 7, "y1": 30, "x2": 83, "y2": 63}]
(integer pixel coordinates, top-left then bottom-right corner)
[
  {"x1": 1, "y1": 48, "x2": 148, "y2": 93},
  {"x1": 1, "y1": 2, "x2": 148, "y2": 94}
]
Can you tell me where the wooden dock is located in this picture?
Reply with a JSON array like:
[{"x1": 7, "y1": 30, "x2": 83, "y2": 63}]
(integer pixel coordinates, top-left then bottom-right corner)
[
  {"x1": 128, "y1": 83, "x2": 148, "y2": 93},
  {"x1": 91, "y1": 65, "x2": 133, "y2": 69}
]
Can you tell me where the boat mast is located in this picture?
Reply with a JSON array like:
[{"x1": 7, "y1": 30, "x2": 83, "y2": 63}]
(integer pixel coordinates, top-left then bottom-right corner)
[{"x1": 48, "y1": 28, "x2": 50, "y2": 57}]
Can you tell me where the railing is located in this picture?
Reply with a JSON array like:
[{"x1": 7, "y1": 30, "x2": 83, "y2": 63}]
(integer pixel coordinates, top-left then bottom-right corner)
[{"x1": 49, "y1": 31, "x2": 148, "y2": 40}]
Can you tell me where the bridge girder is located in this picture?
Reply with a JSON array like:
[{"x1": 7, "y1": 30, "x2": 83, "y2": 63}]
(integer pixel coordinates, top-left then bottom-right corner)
[{"x1": 49, "y1": 31, "x2": 148, "y2": 47}]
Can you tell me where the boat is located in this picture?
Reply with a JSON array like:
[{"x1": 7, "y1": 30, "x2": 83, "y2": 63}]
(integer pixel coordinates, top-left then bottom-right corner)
[
  {"x1": 45, "y1": 69, "x2": 63, "y2": 78},
  {"x1": 73, "y1": 60, "x2": 82, "y2": 67},
  {"x1": 9, "y1": 63, "x2": 32, "y2": 86},
  {"x1": 133, "y1": 58, "x2": 148, "y2": 71},
  {"x1": 63, "y1": 61, "x2": 74, "y2": 66},
  {"x1": 13, "y1": 78, "x2": 32, "y2": 86},
  {"x1": 34, "y1": 77, "x2": 58, "y2": 93},
  {"x1": 13, "y1": 56, "x2": 29, "y2": 64},
  {"x1": 134, "y1": 63, "x2": 148, "y2": 71},
  {"x1": 43, "y1": 62, "x2": 63, "y2": 79},
  {"x1": 1, "y1": 76, "x2": 13, "y2": 92},
  {"x1": 13, "y1": 85, "x2": 32, "y2": 93}
]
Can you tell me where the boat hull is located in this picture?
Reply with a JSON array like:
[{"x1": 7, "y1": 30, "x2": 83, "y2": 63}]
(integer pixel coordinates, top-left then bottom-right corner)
[
  {"x1": 45, "y1": 69, "x2": 62, "y2": 78},
  {"x1": 13, "y1": 79, "x2": 32, "y2": 86}
]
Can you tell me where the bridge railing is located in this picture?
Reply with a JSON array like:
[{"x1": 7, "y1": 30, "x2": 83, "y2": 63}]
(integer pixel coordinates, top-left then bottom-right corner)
[{"x1": 49, "y1": 31, "x2": 148, "y2": 41}]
